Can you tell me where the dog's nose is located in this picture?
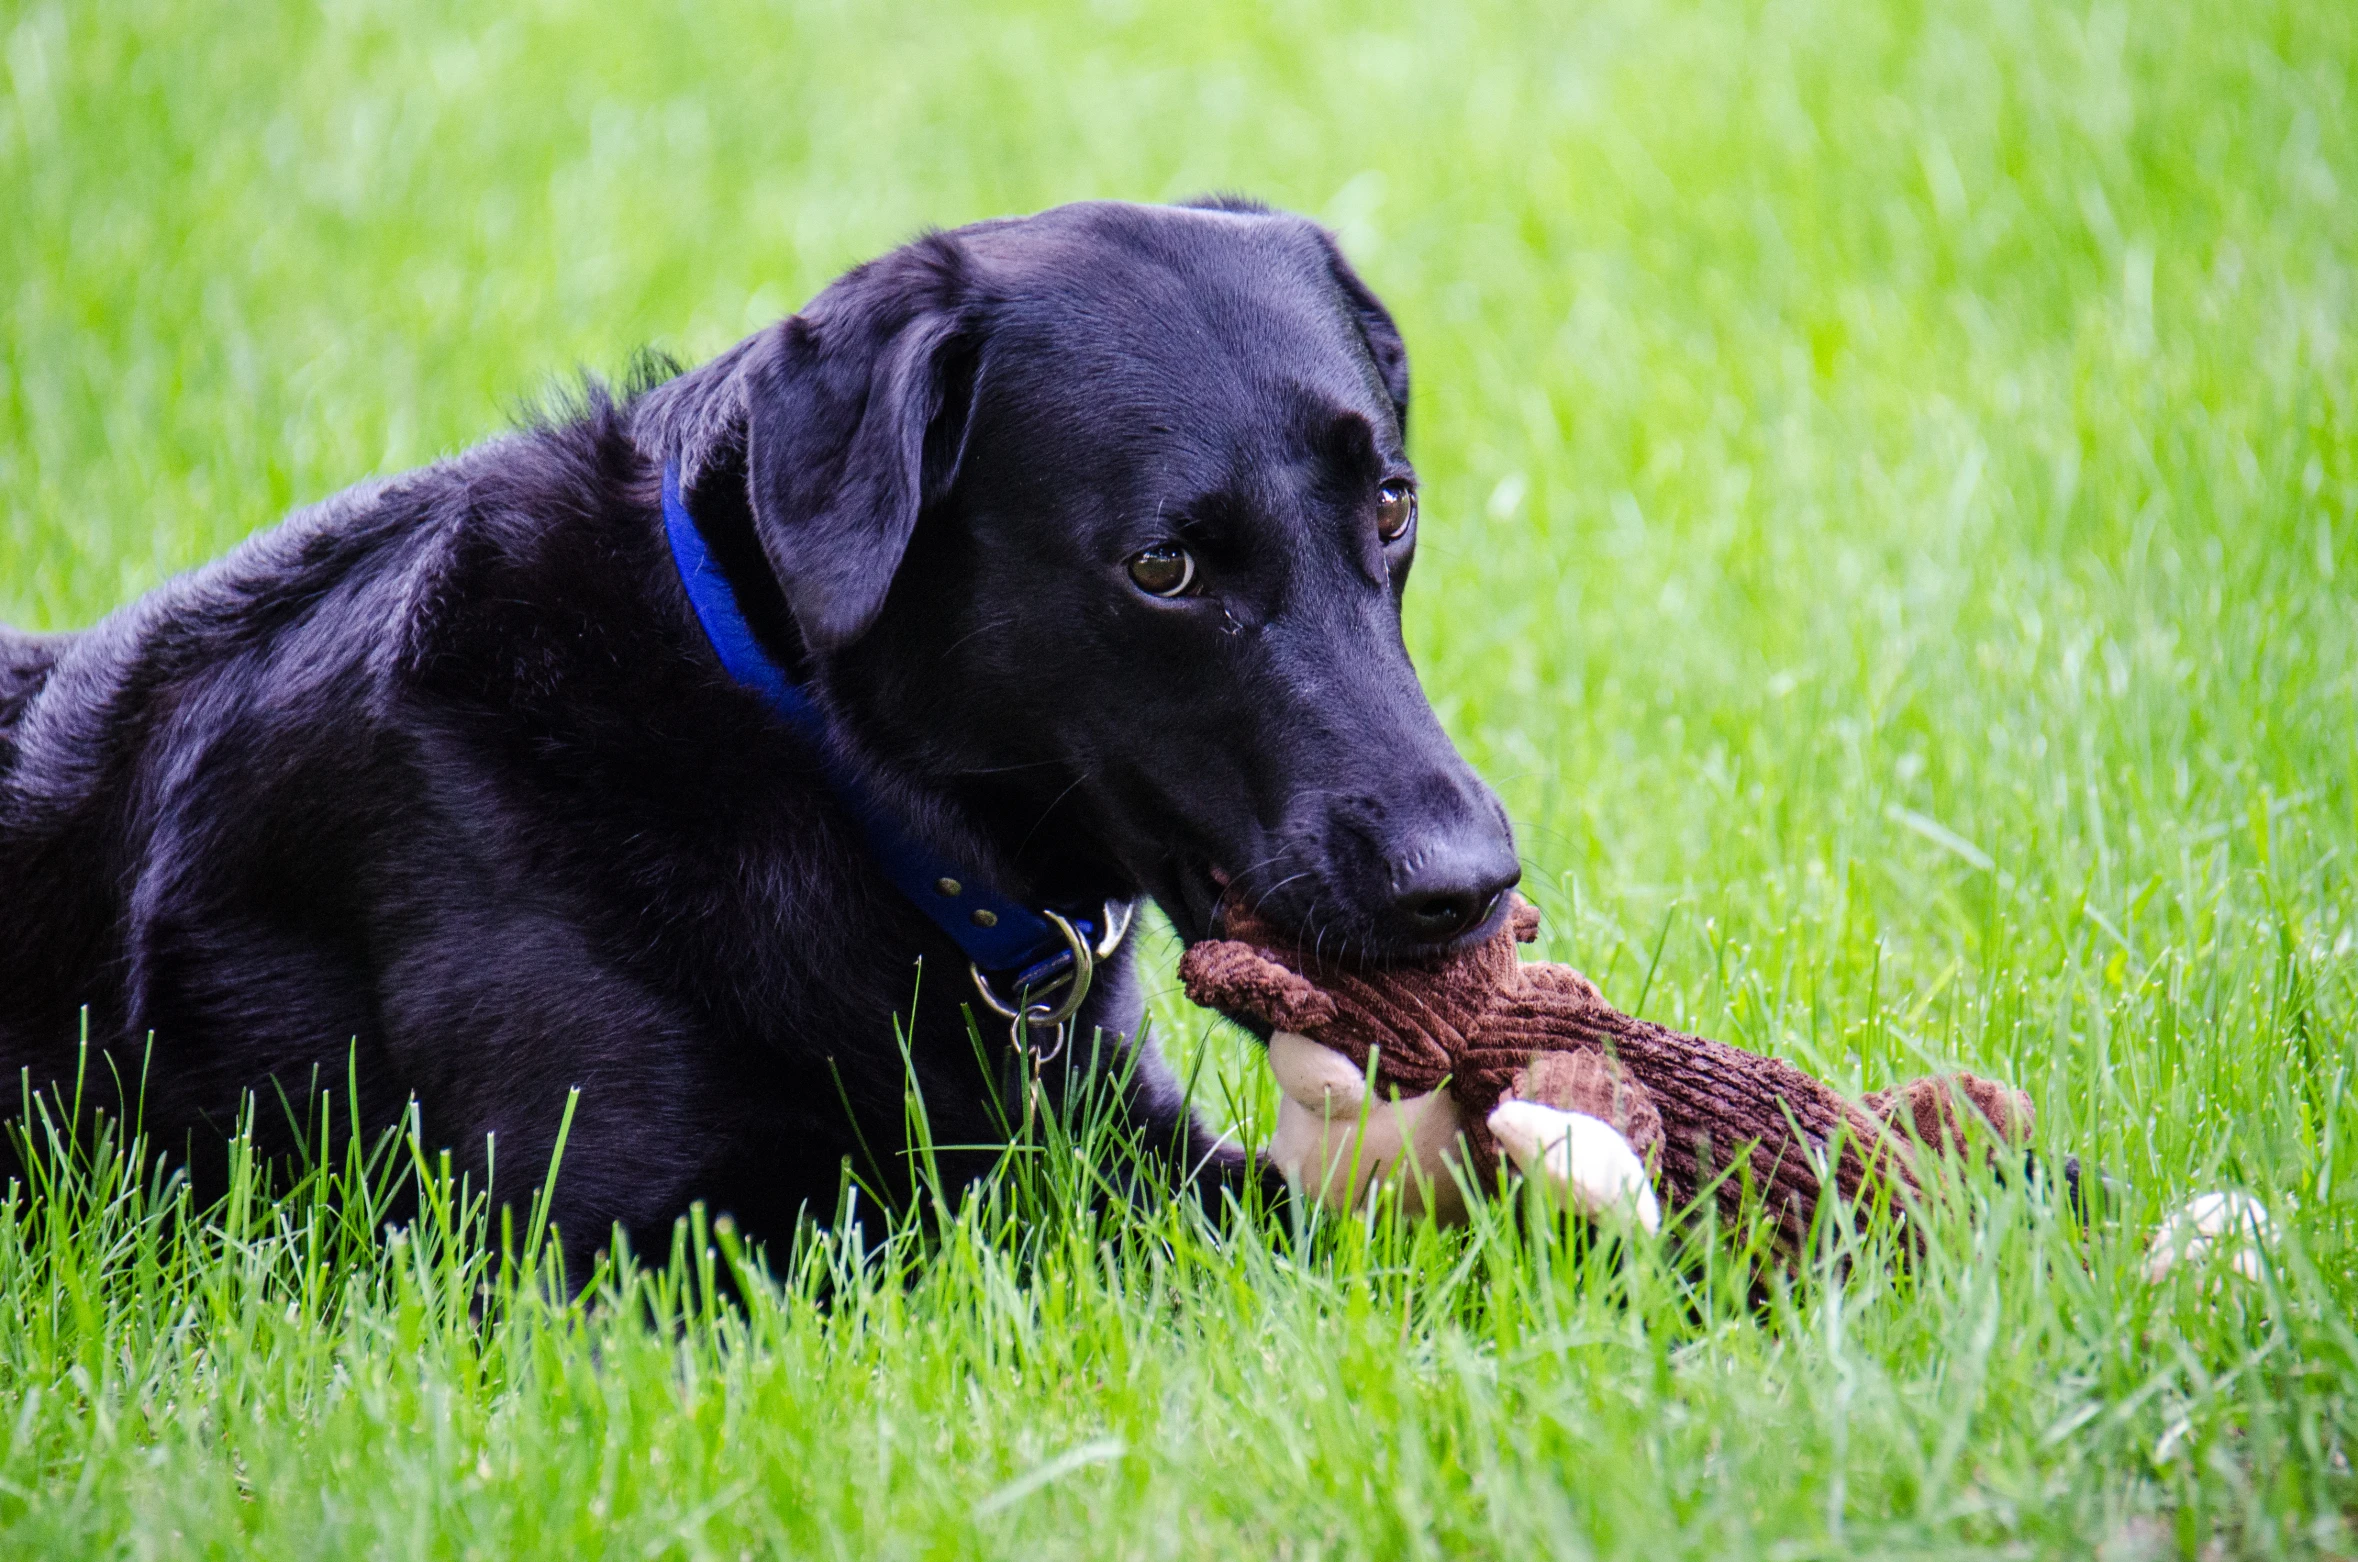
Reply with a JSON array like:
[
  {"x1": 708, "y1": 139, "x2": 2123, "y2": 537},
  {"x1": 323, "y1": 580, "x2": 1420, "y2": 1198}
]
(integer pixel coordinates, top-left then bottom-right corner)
[{"x1": 1389, "y1": 830, "x2": 1521, "y2": 942}]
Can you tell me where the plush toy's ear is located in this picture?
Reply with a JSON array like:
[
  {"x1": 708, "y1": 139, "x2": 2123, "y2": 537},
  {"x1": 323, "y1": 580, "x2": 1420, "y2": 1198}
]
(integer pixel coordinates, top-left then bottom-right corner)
[
  {"x1": 741, "y1": 235, "x2": 981, "y2": 652},
  {"x1": 1485, "y1": 1101, "x2": 1661, "y2": 1233},
  {"x1": 1178, "y1": 941, "x2": 1339, "y2": 1035},
  {"x1": 1861, "y1": 1072, "x2": 2034, "y2": 1156},
  {"x1": 1509, "y1": 898, "x2": 1542, "y2": 943},
  {"x1": 1510, "y1": 1052, "x2": 1662, "y2": 1166}
]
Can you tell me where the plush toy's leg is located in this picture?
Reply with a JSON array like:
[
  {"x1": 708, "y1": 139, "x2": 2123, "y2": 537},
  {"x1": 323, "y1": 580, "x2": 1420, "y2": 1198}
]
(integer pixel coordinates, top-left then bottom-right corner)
[
  {"x1": 1265, "y1": 1031, "x2": 1471, "y2": 1221},
  {"x1": 1485, "y1": 1100, "x2": 1662, "y2": 1233},
  {"x1": 2143, "y1": 1191, "x2": 2277, "y2": 1283}
]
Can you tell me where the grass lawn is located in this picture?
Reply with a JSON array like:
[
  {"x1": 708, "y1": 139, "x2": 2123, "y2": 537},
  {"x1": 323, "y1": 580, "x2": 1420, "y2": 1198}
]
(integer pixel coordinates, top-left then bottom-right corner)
[{"x1": 4, "y1": 0, "x2": 2356, "y2": 1554}]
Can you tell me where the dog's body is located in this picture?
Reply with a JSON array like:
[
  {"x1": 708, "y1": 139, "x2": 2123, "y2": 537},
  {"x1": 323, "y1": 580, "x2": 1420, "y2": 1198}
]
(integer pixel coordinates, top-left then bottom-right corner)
[
  {"x1": 0, "y1": 199, "x2": 1518, "y2": 1260},
  {"x1": 1, "y1": 426, "x2": 1003, "y2": 1250}
]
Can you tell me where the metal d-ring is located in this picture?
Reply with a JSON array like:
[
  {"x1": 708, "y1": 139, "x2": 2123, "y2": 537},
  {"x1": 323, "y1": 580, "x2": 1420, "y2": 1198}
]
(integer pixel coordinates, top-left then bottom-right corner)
[
  {"x1": 970, "y1": 908, "x2": 1092, "y2": 1037},
  {"x1": 967, "y1": 900, "x2": 1133, "y2": 1062}
]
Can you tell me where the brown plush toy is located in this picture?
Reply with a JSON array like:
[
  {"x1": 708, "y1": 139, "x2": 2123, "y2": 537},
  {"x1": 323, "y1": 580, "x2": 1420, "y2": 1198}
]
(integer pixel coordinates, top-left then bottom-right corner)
[{"x1": 1181, "y1": 897, "x2": 2031, "y2": 1246}]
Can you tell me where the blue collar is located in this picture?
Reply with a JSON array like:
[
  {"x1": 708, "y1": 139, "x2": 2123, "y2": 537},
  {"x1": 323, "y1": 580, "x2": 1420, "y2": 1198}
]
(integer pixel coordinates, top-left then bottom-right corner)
[{"x1": 661, "y1": 463, "x2": 1118, "y2": 995}]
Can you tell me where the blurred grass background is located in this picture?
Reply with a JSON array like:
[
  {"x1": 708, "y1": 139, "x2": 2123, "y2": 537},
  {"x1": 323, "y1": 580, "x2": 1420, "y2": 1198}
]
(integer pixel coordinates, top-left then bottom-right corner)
[{"x1": 3, "y1": 0, "x2": 2355, "y2": 1554}]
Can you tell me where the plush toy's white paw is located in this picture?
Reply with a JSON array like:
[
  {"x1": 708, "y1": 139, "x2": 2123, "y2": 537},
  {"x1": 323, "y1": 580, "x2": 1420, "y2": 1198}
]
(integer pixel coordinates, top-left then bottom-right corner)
[
  {"x1": 1486, "y1": 1098, "x2": 1661, "y2": 1234},
  {"x1": 1267, "y1": 1028, "x2": 1373, "y2": 1115},
  {"x1": 2143, "y1": 1191, "x2": 2275, "y2": 1284},
  {"x1": 1265, "y1": 1031, "x2": 1469, "y2": 1222}
]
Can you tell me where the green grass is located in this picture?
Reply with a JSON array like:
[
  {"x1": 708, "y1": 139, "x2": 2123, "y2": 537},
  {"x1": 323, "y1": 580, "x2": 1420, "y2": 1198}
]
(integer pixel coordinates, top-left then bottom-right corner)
[{"x1": 3, "y1": 0, "x2": 2355, "y2": 1553}]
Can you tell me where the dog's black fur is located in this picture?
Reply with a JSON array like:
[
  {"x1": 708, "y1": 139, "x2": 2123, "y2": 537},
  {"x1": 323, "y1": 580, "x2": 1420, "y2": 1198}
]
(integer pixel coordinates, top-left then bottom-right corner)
[{"x1": 0, "y1": 198, "x2": 1518, "y2": 1261}]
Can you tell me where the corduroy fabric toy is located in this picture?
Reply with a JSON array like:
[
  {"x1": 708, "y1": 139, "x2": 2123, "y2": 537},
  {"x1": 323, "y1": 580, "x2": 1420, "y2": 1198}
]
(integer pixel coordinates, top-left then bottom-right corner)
[{"x1": 1180, "y1": 897, "x2": 2031, "y2": 1243}]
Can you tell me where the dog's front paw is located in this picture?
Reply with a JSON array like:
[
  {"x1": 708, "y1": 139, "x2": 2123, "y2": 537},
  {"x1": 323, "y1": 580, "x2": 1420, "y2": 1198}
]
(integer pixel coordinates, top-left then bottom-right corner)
[{"x1": 1486, "y1": 1098, "x2": 1661, "y2": 1234}]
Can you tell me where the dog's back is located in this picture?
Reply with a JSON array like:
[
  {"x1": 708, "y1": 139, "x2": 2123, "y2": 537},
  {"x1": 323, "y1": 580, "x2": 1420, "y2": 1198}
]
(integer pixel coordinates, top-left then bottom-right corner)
[
  {"x1": 0, "y1": 468, "x2": 455, "y2": 1088},
  {"x1": 0, "y1": 627, "x2": 62, "y2": 738}
]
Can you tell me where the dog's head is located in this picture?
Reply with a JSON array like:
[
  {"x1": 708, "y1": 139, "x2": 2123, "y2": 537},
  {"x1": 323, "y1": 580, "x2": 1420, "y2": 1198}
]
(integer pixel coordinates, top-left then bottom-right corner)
[{"x1": 653, "y1": 199, "x2": 1517, "y2": 958}]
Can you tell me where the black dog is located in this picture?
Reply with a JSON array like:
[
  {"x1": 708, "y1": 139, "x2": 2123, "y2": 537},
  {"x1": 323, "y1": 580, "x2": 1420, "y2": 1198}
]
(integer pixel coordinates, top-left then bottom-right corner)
[{"x1": 0, "y1": 198, "x2": 1518, "y2": 1263}]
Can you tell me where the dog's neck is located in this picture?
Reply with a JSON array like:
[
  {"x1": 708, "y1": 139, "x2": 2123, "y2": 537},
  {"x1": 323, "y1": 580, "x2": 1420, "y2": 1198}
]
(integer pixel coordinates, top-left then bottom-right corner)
[{"x1": 660, "y1": 454, "x2": 1131, "y2": 980}]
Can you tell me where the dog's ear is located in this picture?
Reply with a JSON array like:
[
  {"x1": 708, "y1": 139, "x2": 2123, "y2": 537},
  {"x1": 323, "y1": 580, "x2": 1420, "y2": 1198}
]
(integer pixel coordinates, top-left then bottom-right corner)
[
  {"x1": 1317, "y1": 234, "x2": 1410, "y2": 438},
  {"x1": 742, "y1": 238, "x2": 979, "y2": 653}
]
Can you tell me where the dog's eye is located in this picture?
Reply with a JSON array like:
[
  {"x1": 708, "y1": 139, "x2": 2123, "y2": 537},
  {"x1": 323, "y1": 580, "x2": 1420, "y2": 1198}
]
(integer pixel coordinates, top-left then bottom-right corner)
[
  {"x1": 1376, "y1": 481, "x2": 1417, "y2": 544},
  {"x1": 1127, "y1": 544, "x2": 1197, "y2": 598}
]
